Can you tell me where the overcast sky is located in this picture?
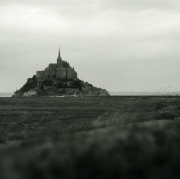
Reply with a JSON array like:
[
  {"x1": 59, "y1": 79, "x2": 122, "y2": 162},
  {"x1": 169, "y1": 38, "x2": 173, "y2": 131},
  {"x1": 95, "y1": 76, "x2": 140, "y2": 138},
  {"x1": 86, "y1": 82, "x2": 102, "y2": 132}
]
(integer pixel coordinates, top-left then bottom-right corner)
[{"x1": 0, "y1": 0, "x2": 180, "y2": 93}]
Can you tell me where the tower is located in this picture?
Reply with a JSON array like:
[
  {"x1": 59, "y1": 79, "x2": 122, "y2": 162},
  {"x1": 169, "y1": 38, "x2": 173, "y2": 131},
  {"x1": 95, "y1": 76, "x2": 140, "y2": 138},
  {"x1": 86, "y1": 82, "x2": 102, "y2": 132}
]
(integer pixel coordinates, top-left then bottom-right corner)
[{"x1": 57, "y1": 47, "x2": 63, "y2": 67}]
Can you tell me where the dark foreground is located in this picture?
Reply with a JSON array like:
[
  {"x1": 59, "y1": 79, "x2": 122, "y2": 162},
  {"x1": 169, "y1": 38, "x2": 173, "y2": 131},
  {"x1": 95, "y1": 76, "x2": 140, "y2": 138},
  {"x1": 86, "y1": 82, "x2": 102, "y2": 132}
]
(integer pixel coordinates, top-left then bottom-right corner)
[{"x1": 0, "y1": 96, "x2": 180, "y2": 179}]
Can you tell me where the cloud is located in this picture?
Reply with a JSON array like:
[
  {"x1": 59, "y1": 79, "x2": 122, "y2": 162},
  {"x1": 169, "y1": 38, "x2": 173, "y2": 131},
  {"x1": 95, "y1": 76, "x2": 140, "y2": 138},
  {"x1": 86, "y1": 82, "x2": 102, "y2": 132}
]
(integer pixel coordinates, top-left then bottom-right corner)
[
  {"x1": 1, "y1": 0, "x2": 180, "y2": 21},
  {"x1": 101, "y1": 0, "x2": 180, "y2": 12},
  {"x1": 0, "y1": 0, "x2": 180, "y2": 92}
]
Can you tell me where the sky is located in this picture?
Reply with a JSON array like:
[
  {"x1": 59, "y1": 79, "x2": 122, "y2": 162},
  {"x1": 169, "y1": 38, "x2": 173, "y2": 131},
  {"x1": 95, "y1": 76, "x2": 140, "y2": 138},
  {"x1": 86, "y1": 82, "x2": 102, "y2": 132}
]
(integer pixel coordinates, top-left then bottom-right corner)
[{"x1": 0, "y1": 0, "x2": 180, "y2": 93}]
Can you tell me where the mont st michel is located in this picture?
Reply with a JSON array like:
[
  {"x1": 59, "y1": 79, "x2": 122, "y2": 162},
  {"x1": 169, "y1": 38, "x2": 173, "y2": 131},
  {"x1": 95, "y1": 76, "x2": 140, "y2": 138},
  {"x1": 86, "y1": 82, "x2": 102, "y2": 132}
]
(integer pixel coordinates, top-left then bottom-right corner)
[
  {"x1": 13, "y1": 47, "x2": 109, "y2": 97},
  {"x1": 1, "y1": 1, "x2": 180, "y2": 179}
]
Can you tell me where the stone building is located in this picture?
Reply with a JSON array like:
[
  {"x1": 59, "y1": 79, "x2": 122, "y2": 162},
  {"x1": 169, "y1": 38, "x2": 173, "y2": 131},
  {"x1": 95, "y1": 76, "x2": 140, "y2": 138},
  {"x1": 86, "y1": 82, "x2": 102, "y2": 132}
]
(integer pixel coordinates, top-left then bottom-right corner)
[
  {"x1": 22, "y1": 89, "x2": 37, "y2": 97},
  {"x1": 36, "y1": 48, "x2": 77, "y2": 90}
]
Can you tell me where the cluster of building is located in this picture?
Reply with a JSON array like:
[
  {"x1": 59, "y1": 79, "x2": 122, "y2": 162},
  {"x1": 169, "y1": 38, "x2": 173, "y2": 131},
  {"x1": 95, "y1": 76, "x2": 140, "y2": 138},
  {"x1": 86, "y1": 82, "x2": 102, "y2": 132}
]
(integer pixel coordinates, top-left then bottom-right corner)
[
  {"x1": 13, "y1": 88, "x2": 37, "y2": 97},
  {"x1": 36, "y1": 48, "x2": 77, "y2": 90},
  {"x1": 22, "y1": 89, "x2": 37, "y2": 97},
  {"x1": 81, "y1": 82, "x2": 109, "y2": 96}
]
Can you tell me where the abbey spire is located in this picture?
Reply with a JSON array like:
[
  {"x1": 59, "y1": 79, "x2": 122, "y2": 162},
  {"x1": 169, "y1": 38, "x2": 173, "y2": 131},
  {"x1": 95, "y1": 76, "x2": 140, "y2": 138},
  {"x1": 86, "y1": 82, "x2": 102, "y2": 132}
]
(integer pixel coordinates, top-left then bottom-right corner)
[
  {"x1": 57, "y1": 46, "x2": 63, "y2": 67},
  {"x1": 58, "y1": 46, "x2": 60, "y2": 57}
]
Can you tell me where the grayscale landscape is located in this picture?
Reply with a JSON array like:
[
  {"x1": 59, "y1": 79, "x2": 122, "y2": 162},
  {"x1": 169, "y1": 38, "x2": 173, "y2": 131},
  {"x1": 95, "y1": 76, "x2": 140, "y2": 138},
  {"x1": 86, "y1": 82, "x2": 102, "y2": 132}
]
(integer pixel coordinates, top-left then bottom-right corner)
[{"x1": 0, "y1": 0, "x2": 180, "y2": 179}]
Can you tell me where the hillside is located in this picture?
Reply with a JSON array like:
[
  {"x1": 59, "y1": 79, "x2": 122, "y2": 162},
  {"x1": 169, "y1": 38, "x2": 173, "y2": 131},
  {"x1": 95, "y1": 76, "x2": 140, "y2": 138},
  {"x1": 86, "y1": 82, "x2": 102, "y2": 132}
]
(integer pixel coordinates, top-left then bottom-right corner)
[{"x1": 13, "y1": 75, "x2": 109, "y2": 97}]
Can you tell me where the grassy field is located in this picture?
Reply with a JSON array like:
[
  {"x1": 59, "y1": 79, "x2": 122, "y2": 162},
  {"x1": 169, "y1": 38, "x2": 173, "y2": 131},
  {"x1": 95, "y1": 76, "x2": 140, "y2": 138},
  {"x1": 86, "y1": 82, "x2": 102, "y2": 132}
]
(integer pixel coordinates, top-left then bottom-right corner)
[{"x1": 0, "y1": 96, "x2": 180, "y2": 179}]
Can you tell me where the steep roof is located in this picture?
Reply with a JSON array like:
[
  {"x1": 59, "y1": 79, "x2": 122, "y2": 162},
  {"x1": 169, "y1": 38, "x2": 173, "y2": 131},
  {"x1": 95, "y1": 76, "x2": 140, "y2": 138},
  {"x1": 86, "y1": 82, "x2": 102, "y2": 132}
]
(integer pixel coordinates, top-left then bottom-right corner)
[{"x1": 49, "y1": 63, "x2": 58, "y2": 69}]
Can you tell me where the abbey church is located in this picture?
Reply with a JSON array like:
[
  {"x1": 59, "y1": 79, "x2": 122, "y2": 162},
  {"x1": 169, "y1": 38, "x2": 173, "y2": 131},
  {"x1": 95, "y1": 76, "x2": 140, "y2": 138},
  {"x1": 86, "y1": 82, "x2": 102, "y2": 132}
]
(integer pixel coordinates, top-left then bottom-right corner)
[{"x1": 36, "y1": 48, "x2": 77, "y2": 90}]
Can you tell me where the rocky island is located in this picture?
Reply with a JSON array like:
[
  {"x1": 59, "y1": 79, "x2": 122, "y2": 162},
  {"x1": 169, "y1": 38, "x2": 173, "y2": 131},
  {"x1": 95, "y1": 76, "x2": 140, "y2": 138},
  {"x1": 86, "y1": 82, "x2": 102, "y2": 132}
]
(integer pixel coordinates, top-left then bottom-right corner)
[{"x1": 13, "y1": 48, "x2": 109, "y2": 97}]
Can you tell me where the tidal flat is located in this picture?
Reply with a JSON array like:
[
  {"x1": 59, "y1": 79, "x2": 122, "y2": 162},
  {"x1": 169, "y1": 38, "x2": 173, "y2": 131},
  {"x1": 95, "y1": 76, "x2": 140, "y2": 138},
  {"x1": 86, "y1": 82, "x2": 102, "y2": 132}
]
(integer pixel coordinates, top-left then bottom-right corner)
[{"x1": 0, "y1": 96, "x2": 180, "y2": 179}]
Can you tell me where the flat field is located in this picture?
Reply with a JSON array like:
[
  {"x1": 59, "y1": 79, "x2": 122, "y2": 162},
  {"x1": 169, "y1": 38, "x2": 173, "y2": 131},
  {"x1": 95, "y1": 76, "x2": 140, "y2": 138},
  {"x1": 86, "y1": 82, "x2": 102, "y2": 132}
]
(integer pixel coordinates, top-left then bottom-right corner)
[{"x1": 0, "y1": 96, "x2": 180, "y2": 179}]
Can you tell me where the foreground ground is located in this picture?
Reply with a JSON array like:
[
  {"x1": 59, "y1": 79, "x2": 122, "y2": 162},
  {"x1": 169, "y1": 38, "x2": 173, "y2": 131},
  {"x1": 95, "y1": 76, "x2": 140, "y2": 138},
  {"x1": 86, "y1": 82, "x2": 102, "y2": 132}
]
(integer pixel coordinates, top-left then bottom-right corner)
[{"x1": 0, "y1": 96, "x2": 180, "y2": 179}]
